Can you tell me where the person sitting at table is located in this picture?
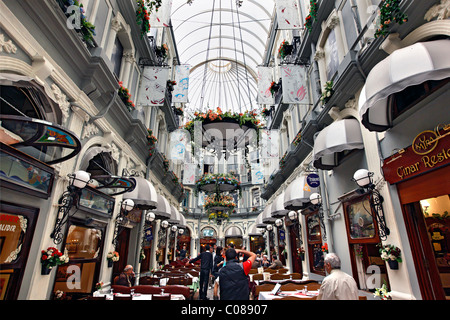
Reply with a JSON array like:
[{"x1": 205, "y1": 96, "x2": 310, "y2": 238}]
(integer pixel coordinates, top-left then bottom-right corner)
[
  {"x1": 116, "y1": 265, "x2": 135, "y2": 287},
  {"x1": 261, "y1": 255, "x2": 271, "y2": 268},
  {"x1": 267, "y1": 255, "x2": 283, "y2": 269},
  {"x1": 316, "y1": 253, "x2": 359, "y2": 300},
  {"x1": 218, "y1": 248, "x2": 256, "y2": 300}
]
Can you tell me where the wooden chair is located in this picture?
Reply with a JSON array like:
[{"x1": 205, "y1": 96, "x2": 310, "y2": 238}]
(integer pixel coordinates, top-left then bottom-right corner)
[
  {"x1": 86, "y1": 296, "x2": 107, "y2": 300},
  {"x1": 288, "y1": 273, "x2": 302, "y2": 279},
  {"x1": 113, "y1": 276, "x2": 119, "y2": 285},
  {"x1": 280, "y1": 283, "x2": 303, "y2": 292},
  {"x1": 152, "y1": 294, "x2": 171, "y2": 300},
  {"x1": 264, "y1": 268, "x2": 278, "y2": 273},
  {"x1": 248, "y1": 268, "x2": 258, "y2": 274},
  {"x1": 270, "y1": 273, "x2": 290, "y2": 280},
  {"x1": 186, "y1": 270, "x2": 199, "y2": 277},
  {"x1": 306, "y1": 282, "x2": 321, "y2": 291},
  {"x1": 277, "y1": 268, "x2": 288, "y2": 274},
  {"x1": 254, "y1": 284, "x2": 275, "y2": 300},
  {"x1": 252, "y1": 273, "x2": 264, "y2": 281},
  {"x1": 139, "y1": 276, "x2": 160, "y2": 286},
  {"x1": 359, "y1": 296, "x2": 368, "y2": 300}
]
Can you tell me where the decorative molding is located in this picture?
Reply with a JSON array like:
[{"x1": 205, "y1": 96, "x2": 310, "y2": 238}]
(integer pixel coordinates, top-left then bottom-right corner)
[
  {"x1": 0, "y1": 33, "x2": 17, "y2": 53},
  {"x1": 314, "y1": 50, "x2": 325, "y2": 61},
  {"x1": 424, "y1": 0, "x2": 450, "y2": 21},
  {"x1": 51, "y1": 84, "x2": 71, "y2": 125},
  {"x1": 81, "y1": 122, "x2": 100, "y2": 139}
]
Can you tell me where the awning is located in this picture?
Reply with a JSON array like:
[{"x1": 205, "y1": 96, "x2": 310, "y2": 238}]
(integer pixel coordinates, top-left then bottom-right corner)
[
  {"x1": 225, "y1": 226, "x2": 242, "y2": 237},
  {"x1": 359, "y1": 39, "x2": 450, "y2": 132},
  {"x1": 121, "y1": 177, "x2": 158, "y2": 210},
  {"x1": 178, "y1": 211, "x2": 187, "y2": 229},
  {"x1": 168, "y1": 205, "x2": 181, "y2": 225},
  {"x1": 284, "y1": 175, "x2": 317, "y2": 210},
  {"x1": 262, "y1": 204, "x2": 275, "y2": 224},
  {"x1": 270, "y1": 191, "x2": 289, "y2": 218},
  {"x1": 255, "y1": 212, "x2": 267, "y2": 228},
  {"x1": 248, "y1": 224, "x2": 263, "y2": 236},
  {"x1": 313, "y1": 118, "x2": 364, "y2": 170},
  {"x1": 150, "y1": 194, "x2": 171, "y2": 219}
]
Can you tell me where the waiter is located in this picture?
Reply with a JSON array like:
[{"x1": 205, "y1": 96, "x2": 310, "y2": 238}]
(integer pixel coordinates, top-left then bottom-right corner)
[{"x1": 187, "y1": 245, "x2": 213, "y2": 300}]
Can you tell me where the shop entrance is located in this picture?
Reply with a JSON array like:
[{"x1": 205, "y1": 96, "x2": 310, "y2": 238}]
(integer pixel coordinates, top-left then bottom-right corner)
[{"x1": 398, "y1": 165, "x2": 450, "y2": 300}]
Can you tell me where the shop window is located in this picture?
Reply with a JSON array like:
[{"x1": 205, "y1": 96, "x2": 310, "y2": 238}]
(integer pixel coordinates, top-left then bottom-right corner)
[
  {"x1": 343, "y1": 193, "x2": 390, "y2": 292},
  {"x1": 305, "y1": 210, "x2": 325, "y2": 275},
  {"x1": 0, "y1": 202, "x2": 38, "y2": 300},
  {"x1": 390, "y1": 78, "x2": 449, "y2": 122},
  {"x1": 53, "y1": 221, "x2": 105, "y2": 298}
]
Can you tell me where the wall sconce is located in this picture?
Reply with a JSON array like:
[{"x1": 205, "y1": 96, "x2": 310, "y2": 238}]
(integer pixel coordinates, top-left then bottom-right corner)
[
  {"x1": 352, "y1": 169, "x2": 390, "y2": 240},
  {"x1": 309, "y1": 193, "x2": 322, "y2": 206},
  {"x1": 303, "y1": 192, "x2": 327, "y2": 241},
  {"x1": 178, "y1": 228, "x2": 185, "y2": 235},
  {"x1": 171, "y1": 225, "x2": 178, "y2": 233},
  {"x1": 51, "y1": 170, "x2": 91, "y2": 244},
  {"x1": 275, "y1": 219, "x2": 283, "y2": 228},
  {"x1": 146, "y1": 211, "x2": 156, "y2": 223},
  {"x1": 288, "y1": 210, "x2": 303, "y2": 248},
  {"x1": 112, "y1": 199, "x2": 135, "y2": 247},
  {"x1": 161, "y1": 220, "x2": 169, "y2": 229},
  {"x1": 288, "y1": 210, "x2": 298, "y2": 221},
  {"x1": 266, "y1": 224, "x2": 273, "y2": 231}
]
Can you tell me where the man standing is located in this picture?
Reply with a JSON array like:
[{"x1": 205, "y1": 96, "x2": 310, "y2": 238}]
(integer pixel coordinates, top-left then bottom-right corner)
[
  {"x1": 187, "y1": 245, "x2": 213, "y2": 300},
  {"x1": 218, "y1": 248, "x2": 256, "y2": 300},
  {"x1": 316, "y1": 253, "x2": 359, "y2": 300}
]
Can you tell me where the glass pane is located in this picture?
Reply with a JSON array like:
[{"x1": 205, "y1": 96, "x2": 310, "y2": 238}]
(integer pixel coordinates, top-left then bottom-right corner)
[
  {"x1": 307, "y1": 213, "x2": 321, "y2": 242},
  {"x1": 347, "y1": 198, "x2": 376, "y2": 239},
  {"x1": 420, "y1": 195, "x2": 450, "y2": 296},
  {"x1": 64, "y1": 225, "x2": 102, "y2": 260},
  {"x1": 0, "y1": 213, "x2": 27, "y2": 264}
]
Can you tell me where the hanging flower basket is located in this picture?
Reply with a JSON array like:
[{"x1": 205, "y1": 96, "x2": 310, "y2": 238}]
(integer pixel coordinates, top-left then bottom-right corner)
[
  {"x1": 155, "y1": 44, "x2": 168, "y2": 59},
  {"x1": 379, "y1": 244, "x2": 402, "y2": 269},
  {"x1": 195, "y1": 173, "x2": 242, "y2": 197},
  {"x1": 40, "y1": 247, "x2": 69, "y2": 275},
  {"x1": 269, "y1": 81, "x2": 280, "y2": 96},
  {"x1": 375, "y1": 0, "x2": 408, "y2": 39}
]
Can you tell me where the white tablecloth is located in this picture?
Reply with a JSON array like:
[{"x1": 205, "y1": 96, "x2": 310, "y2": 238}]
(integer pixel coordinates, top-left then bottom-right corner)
[
  {"x1": 94, "y1": 292, "x2": 185, "y2": 300},
  {"x1": 258, "y1": 291, "x2": 319, "y2": 300}
]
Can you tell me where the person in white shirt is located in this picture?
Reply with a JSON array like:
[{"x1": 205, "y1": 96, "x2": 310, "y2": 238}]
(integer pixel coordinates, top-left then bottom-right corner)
[{"x1": 317, "y1": 253, "x2": 359, "y2": 300}]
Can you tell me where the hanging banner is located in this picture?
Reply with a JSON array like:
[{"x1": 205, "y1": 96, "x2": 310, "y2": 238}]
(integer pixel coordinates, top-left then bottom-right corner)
[
  {"x1": 281, "y1": 64, "x2": 309, "y2": 104},
  {"x1": 137, "y1": 66, "x2": 169, "y2": 106},
  {"x1": 251, "y1": 163, "x2": 264, "y2": 185},
  {"x1": 257, "y1": 67, "x2": 274, "y2": 105},
  {"x1": 149, "y1": 0, "x2": 173, "y2": 28},
  {"x1": 172, "y1": 64, "x2": 190, "y2": 103},
  {"x1": 275, "y1": 0, "x2": 302, "y2": 29},
  {"x1": 183, "y1": 163, "x2": 196, "y2": 185},
  {"x1": 260, "y1": 129, "x2": 279, "y2": 158},
  {"x1": 169, "y1": 130, "x2": 187, "y2": 161}
]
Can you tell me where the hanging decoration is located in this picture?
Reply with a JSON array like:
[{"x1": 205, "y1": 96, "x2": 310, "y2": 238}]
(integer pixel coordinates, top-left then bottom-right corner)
[
  {"x1": 172, "y1": 64, "x2": 191, "y2": 103},
  {"x1": 137, "y1": 66, "x2": 169, "y2": 106},
  {"x1": 149, "y1": 0, "x2": 173, "y2": 28},
  {"x1": 281, "y1": 64, "x2": 309, "y2": 104},
  {"x1": 304, "y1": 1, "x2": 318, "y2": 32},
  {"x1": 136, "y1": 0, "x2": 151, "y2": 38},
  {"x1": 194, "y1": 173, "x2": 242, "y2": 197},
  {"x1": 257, "y1": 67, "x2": 275, "y2": 105},
  {"x1": 375, "y1": 0, "x2": 408, "y2": 38},
  {"x1": 275, "y1": 0, "x2": 302, "y2": 29}
]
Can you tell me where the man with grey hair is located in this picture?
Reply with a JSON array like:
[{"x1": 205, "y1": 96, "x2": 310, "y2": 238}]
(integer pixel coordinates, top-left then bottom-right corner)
[
  {"x1": 316, "y1": 253, "x2": 359, "y2": 300},
  {"x1": 116, "y1": 265, "x2": 136, "y2": 287}
]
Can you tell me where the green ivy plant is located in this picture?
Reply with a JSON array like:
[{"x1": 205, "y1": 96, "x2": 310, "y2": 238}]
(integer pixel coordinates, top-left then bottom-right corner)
[{"x1": 375, "y1": 0, "x2": 408, "y2": 38}]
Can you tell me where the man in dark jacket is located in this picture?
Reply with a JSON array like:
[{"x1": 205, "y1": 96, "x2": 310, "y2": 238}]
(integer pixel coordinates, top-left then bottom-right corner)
[
  {"x1": 218, "y1": 248, "x2": 256, "y2": 300},
  {"x1": 187, "y1": 245, "x2": 213, "y2": 300}
]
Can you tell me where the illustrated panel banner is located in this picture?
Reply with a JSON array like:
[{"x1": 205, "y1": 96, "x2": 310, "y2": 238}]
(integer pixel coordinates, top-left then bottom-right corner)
[
  {"x1": 251, "y1": 163, "x2": 264, "y2": 185},
  {"x1": 172, "y1": 64, "x2": 191, "y2": 103},
  {"x1": 260, "y1": 129, "x2": 279, "y2": 158},
  {"x1": 149, "y1": 0, "x2": 173, "y2": 27},
  {"x1": 275, "y1": 0, "x2": 301, "y2": 29},
  {"x1": 281, "y1": 64, "x2": 309, "y2": 104},
  {"x1": 169, "y1": 130, "x2": 187, "y2": 161},
  {"x1": 257, "y1": 67, "x2": 274, "y2": 105},
  {"x1": 183, "y1": 163, "x2": 196, "y2": 185},
  {"x1": 137, "y1": 67, "x2": 169, "y2": 106}
]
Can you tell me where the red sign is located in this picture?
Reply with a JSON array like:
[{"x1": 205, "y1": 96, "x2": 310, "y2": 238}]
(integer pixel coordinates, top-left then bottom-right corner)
[{"x1": 382, "y1": 125, "x2": 450, "y2": 184}]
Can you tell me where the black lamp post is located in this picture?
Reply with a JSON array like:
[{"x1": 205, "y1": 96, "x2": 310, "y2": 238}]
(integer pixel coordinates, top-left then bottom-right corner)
[
  {"x1": 352, "y1": 169, "x2": 390, "y2": 240},
  {"x1": 50, "y1": 170, "x2": 91, "y2": 244}
]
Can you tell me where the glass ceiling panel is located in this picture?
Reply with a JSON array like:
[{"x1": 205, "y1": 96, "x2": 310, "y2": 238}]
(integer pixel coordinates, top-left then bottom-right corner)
[{"x1": 171, "y1": 0, "x2": 274, "y2": 117}]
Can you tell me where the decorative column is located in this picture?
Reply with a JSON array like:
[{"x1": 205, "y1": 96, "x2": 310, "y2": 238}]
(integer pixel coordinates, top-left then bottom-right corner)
[
  {"x1": 121, "y1": 51, "x2": 135, "y2": 88},
  {"x1": 105, "y1": 16, "x2": 123, "y2": 59}
]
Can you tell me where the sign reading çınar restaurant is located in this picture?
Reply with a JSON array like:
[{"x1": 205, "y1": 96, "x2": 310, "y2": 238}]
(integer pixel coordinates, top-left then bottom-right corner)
[{"x1": 382, "y1": 124, "x2": 450, "y2": 184}]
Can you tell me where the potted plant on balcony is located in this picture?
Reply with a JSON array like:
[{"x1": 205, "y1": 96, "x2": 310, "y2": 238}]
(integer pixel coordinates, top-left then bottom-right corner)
[
  {"x1": 167, "y1": 80, "x2": 177, "y2": 92},
  {"x1": 262, "y1": 107, "x2": 271, "y2": 118},
  {"x1": 375, "y1": 0, "x2": 408, "y2": 38},
  {"x1": 269, "y1": 81, "x2": 280, "y2": 97},
  {"x1": 304, "y1": 1, "x2": 318, "y2": 32},
  {"x1": 147, "y1": 129, "x2": 158, "y2": 156},
  {"x1": 40, "y1": 247, "x2": 69, "y2": 275},
  {"x1": 118, "y1": 81, "x2": 135, "y2": 112},
  {"x1": 174, "y1": 106, "x2": 184, "y2": 116},
  {"x1": 278, "y1": 40, "x2": 293, "y2": 59},
  {"x1": 107, "y1": 251, "x2": 119, "y2": 267},
  {"x1": 320, "y1": 81, "x2": 334, "y2": 104},
  {"x1": 155, "y1": 44, "x2": 168, "y2": 59}
]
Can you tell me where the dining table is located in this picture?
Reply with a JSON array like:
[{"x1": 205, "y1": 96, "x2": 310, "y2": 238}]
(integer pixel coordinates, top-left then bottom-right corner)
[{"x1": 258, "y1": 290, "x2": 320, "y2": 300}]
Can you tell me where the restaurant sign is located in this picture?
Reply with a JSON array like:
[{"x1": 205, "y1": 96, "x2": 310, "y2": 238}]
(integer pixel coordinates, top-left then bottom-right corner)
[{"x1": 382, "y1": 124, "x2": 450, "y2": 184}]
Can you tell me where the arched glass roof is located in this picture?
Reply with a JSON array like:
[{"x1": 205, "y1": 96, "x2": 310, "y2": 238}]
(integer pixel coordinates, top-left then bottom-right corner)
[{"x1": 171, "y1": 0, "x2": 274, "y2": 117}]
